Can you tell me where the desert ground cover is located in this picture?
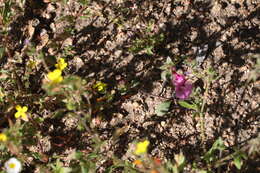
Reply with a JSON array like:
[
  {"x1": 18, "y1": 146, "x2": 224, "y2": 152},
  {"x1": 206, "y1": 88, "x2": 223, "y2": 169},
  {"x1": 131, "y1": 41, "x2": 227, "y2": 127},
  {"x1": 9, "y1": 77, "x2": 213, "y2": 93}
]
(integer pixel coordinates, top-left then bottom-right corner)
[{"x1": 0, "y1": 0, "x2": 259, "y2": 172}]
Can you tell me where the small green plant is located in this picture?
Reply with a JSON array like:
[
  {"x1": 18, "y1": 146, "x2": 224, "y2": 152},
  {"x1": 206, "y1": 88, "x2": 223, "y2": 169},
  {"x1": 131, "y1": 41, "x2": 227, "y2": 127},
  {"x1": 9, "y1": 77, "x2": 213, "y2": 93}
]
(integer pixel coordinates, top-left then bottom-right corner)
[
  {"x1": 129, "y1": 20, "x2": 164, "y2": 55},
  {"x1": 129, "y1": 33, "x2": 164, "y2": 55},
  {"x1": 203, "y1": 138, "x2": 226, "y2": 163}
]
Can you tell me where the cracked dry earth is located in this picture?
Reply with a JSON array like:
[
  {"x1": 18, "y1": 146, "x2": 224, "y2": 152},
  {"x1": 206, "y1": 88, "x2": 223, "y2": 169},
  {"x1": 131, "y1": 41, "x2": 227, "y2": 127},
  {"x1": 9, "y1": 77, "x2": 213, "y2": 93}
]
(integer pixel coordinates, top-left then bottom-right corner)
[{"x1": 1, "y1": 0, "x2": 259, "y2": 172}]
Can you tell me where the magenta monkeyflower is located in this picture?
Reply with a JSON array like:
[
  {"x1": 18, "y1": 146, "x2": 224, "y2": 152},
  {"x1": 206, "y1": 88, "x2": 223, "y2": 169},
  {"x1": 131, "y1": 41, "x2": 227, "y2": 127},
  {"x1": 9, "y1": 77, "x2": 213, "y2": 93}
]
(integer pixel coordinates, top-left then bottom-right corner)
[
  {"x1": 172, "y1": 72, "x2": 193, "y2": 100},
  {"x1": 175, "y1": 82, "x2": 193, "y2": 99},
  {"x1": 173, "y1": 73, "x2": 186, "y2": 86}
]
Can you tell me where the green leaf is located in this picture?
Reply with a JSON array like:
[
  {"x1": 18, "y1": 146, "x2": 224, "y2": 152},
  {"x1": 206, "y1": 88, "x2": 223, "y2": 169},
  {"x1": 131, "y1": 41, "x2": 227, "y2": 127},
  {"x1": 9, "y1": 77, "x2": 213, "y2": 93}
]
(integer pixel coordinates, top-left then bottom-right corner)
[
  {"x1": 234, "y1": 156, "x2": 243, "y2": 170},
  {"x1": 52, "y1": 159, "x2": 72, "y2": 173},
  {"x1": 66, "y1": 101, "x2": 77, "y2": 110},
  {"x1": 161, "y1": 70, "x2": 171, "y2": 81},
  {"x1": 165, "y1": 161, "x2": 181, "y2": 173},
  {"x1": 80, "y1": 162, "x2": 89, "y2": 173},
  {"x1": 31, "y1": 152, "x2": 41, "y2": 160},
  {"x1": 211, "y1": 138, "x2": 225, "y2": 151},
  {"x1": 232, "y1": 150, "x2": 247, "y2": 170},
  {"x1": 79, "y1": 0, "x2": 89, "y2": 5},
  {"x1": 174, "y1": 152, "x2": 186, "y2": 172},
  {"x1": 166, "y1": 56, "x2": 173, "y2": 64},
  {"x1": 146, "y1": 46, "x2": 153, "y2": 55},
  {"x1": 155, "y1": 101, "x2": 171, "y2": 116},
  {"x1": 175, "y1": 153, "x2": 185, "y2": 166},
  {"x1": 203, "y1": 138, "x2": 225, "y2": 163},
  {"x1": 178, "y1": 101, "x2": 198, "y2": 111}
]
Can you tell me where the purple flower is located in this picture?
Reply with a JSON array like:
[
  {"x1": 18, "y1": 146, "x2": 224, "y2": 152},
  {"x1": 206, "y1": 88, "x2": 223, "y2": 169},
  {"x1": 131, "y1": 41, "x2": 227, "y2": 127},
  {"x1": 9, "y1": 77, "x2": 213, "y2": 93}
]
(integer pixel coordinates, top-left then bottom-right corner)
[
  {"x1": 173, "y1": 73, "x2": 185, "y2": 86},
  {"x1": 172, "y1": 73, "x2": 193, "y2": 100},
  {"x1": 24, "y1": 39, "x2": 30, "y2": 45},
  {"x1": 175, "y1": 82, "x2": 193, "y2": 99}
]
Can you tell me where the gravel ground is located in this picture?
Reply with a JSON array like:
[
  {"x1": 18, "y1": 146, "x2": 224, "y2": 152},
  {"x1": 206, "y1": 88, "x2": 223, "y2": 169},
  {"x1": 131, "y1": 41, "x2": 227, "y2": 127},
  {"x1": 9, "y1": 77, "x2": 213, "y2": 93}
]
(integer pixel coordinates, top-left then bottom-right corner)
[{"x1": 1, "y1": 0, "x2": 259, "y2": 172}]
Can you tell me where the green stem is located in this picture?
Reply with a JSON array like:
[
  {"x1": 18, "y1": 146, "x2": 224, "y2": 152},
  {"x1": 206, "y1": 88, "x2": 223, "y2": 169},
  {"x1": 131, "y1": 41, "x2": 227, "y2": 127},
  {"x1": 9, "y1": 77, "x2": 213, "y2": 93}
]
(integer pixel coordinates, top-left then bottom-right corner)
[{"x1": 200, "y1": 81, "x2": 209, "y2": 151}]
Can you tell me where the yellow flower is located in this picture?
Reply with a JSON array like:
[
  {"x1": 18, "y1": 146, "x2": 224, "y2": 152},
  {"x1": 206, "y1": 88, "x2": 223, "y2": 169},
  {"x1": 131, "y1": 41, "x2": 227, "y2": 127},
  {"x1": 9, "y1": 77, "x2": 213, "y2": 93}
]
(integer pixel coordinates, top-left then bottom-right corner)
[
  {"x1": 0, "y1": 133, "x2": 7, "y2": 142},
  {"x1": 134, "y1": 140, "x2": 150, "y2": 155},
  {"x1": 93, "y1": 82, "x2": 107, "y2": 93},
  {"x1": 15, "y1": 105, "x2": 28, "y2": 121},
  {"x1": 55, "y1": 58, "x2": 67, "y2": 71},
  {"x1": 47, "y1": 69, "x2": 63, "y2": 83}
]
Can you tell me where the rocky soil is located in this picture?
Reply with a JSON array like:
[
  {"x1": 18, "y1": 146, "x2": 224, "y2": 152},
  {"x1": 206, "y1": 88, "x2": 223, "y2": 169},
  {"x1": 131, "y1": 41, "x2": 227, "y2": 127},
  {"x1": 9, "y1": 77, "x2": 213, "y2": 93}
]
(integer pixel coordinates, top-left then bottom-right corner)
[{"x1": 1, "y1": 0, "x2": 259, "y2": 172}]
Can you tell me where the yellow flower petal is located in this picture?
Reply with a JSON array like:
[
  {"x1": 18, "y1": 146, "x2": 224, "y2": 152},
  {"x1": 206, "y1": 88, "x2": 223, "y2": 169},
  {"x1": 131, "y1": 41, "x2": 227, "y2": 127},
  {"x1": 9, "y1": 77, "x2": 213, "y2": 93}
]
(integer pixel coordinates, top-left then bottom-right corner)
[
  {"x1": 0, "y1": 133, "x2": 7, "y2": 142},
  {"x1": 47, "y1": 69, "x2": 63, "y2": 83},
  {"x1": 134, "y1": 140, "x2": 150, "y2": 155},
  {"x1": 56, "y1": 76, "x2": 63, "y2": 83},
  {"x1": 55, "y1": 58, "x2": 67, "y2": 71},
  {"x1": 15, "y1": 105, "x2": 29, "y2": 121},
  {"x1": 15, "y1": 112, "x2": 21, "y2": 118},
  {"x1": 22, "y1": 106, "x2": 28, "y2": 112},
  {"x1": 47, "y1": 69, "x2": 61, "y2": 80},
  {"x1": 15, "y1": 105, "x2": 22, "y2": 111},
  {"x1": 21, "y1": 113, "x2": 28, "y2": 122},
  {"x1": 93, "y1": 82, "x2": 107, "y2": 92}
]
